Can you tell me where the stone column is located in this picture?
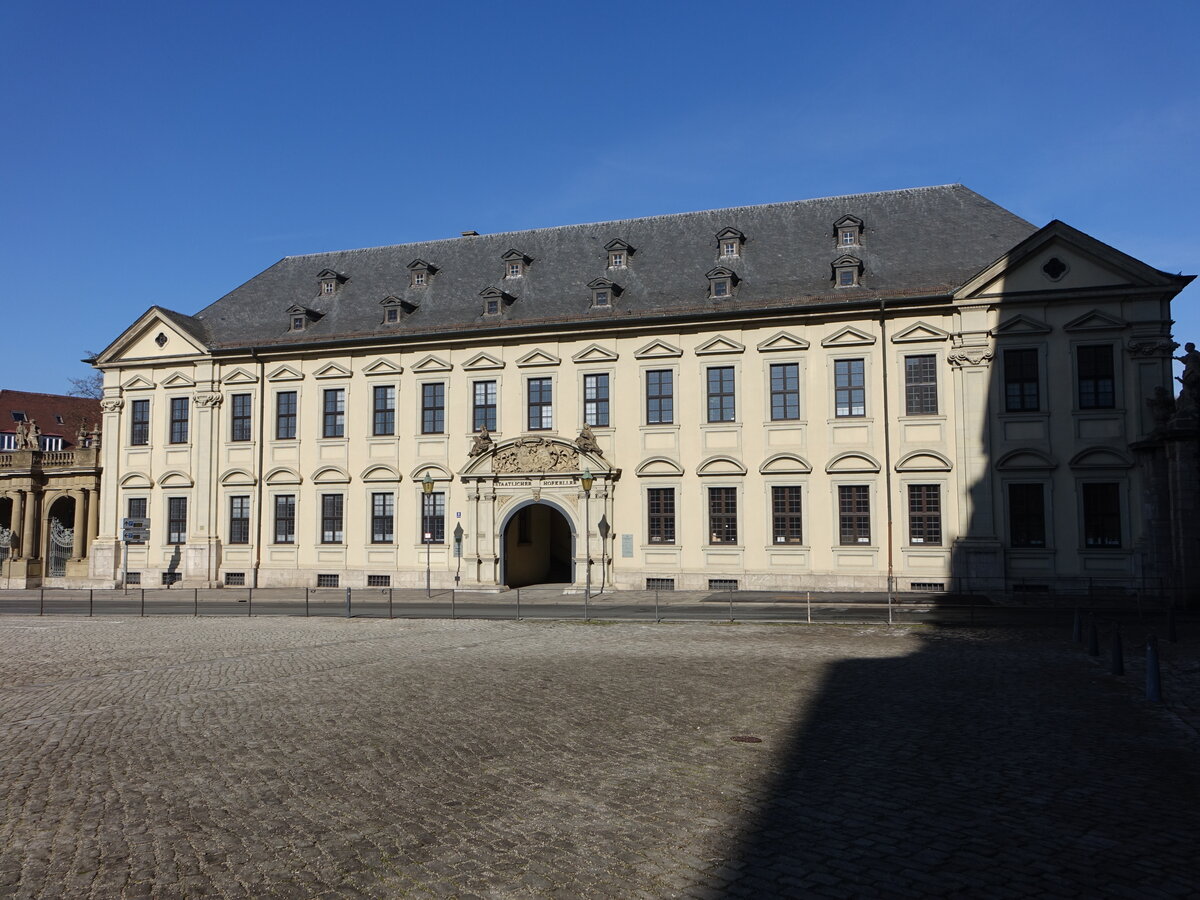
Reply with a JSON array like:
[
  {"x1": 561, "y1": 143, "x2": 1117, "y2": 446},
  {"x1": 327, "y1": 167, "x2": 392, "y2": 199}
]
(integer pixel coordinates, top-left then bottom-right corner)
[
  {"x1": 23, "y1": 490, "x2": 39, "y2": 560},
  {"x1": 10, "y1": 491, "x2": 25, "y2": 559},
  {"x1": 71, "y1": 490, "x2": 87, "y2": 560},
  {"x1": 86, "y1": 487, "x2": 100, "y2": 552},
  {"x1": 90, "y1": 395, "x2": 126, "y2": 585}
]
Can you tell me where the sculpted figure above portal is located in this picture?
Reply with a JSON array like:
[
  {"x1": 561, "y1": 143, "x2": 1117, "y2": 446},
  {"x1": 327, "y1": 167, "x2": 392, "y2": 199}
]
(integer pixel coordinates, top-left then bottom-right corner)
[
  {"x1": 468, "y1": 426, "x2": 494, "y2": 458},
  {"x1": 492, "y1": 437, "x2": 579, "y2": 474}
]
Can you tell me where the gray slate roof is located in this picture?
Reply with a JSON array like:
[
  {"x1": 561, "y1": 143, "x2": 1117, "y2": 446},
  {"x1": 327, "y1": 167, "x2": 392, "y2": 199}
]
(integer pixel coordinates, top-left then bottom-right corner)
[{"x1": 189, "y1": 185, "x2": 1037, "y2": 350}]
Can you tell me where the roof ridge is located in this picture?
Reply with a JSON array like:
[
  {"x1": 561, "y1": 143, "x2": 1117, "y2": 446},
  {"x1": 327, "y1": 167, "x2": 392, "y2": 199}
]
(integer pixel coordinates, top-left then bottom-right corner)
[
  {"x1": 0, "y1": 389, "x2": 100, "y2": 401},
  {"x1": 281, "y1": 184, "x2": 970, "y2": 261}
]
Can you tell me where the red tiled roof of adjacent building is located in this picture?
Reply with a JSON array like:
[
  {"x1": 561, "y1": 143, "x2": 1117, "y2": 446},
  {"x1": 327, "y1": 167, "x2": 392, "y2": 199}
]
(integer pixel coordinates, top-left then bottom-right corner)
[{"x1": 0, "y1": 390, "x2": 102, "y2": 449}]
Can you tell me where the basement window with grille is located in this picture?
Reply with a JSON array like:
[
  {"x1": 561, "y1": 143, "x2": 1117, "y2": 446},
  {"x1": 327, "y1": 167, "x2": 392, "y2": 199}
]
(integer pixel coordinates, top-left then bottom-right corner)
[
  {"x1": 709, "y1": 578, "x2": 738, "y2": 591},
  {"x1": 367, "y1": 575, "x2": 391, "y2": 587},
  {"x1": 910, "y1": 582, "x2": 946, "y2": 592},
  {"x1": 317, "y1": 573, "x2": 339, "y2": 588},
  {"x1": 126, "y1": 572, "x2": 141, "y2": 585},
  {"x1": 162, "y1": 572, "x2": 181, "y2": 586},
  {"x1": 224, "y1": 572, "x2": 246, "y2": 586},
  {"x1": 646, "y1": 578, "x2": 675, "y2": 591}
]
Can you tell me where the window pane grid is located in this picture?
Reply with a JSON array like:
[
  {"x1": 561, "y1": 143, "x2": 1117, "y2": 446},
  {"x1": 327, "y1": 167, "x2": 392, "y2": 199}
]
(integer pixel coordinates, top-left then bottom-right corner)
[
  {"x1": 1078, "y1": 345, "x2": 1115, "y2": 409},
  {"x1": 838, "y1": 485, "x2": 870, "y2": 544},
  {"x1": 130, "y1": 399, "x2": 150, "y2": 446},
  {"x1": 373, "y1": 385, "x2": 396, "y2": 436},
  {"x1": 371, "y1": 492, "x2": 394, "y2": 543},
  {"x1": 834, "y1": 359, "x2": 865, "y2": 417},
  {"x1": 275, "y1": 391, "x2": 297, "y2": 440},
  {"x1": 1008, "y1": 483, "x2": 1045, "y2": 547},
  {"x1": 230, "y1": 394, "x2": 252, "y2": 441},
  {"x1": 648, "y1": 488, "x2": 675, "y2": 544},
  {"x1": 274, "y1": 495, "x2": 296, "y2": 544},
  {"x1": 528, "y1": 378, "x2": 553, "y2": 430},
  {"x1": 708, "y1": 487, "x2": 738, "y2": 544},
  {"x1": 228, "y1": 496, "x2": 250, "y2": 544},
  {"x1": 422, "y1": 492, "x2": 445, "y2": 543},
  {"x1": 167, "y1": 497, "x2": 187, "y2": 545},
  {"x1": 1083, "y1": 483, "x2": 1121, "y2": 548},
  {"x1": 707, "y1": 367, "x2": 735, "y2": 422},
  {"x1": 772, "y1": 486, "x2": 803, "y2": 543},
  {"x1": 907, "y1": 484, "x2": 941, "y2": 545},
  {"x1": 770, "y1": 364, "x2": 800, "y2": 421},
  {"x1": 323, "y1": 389, "x2": 345, "y2": 438},
  {"x1": 646, "y1": 370, "x2": 673, "y2": 424},
  {"x1": 473, "y1": 381, "x2": 497, "y2": 432},
  {"x1": 1004, "y1": 349, "x2": 1040, "y2": 412},
  {"x1": 904, "y1": 355, "x2": 938, "y2": 416},
  {"x1": 422, "y1": 383, "x2": 445, "y2": 434},
  {"x1": 584, "y1": 374, "x2": 610, "y2": 427},
  {"x1": 169, "y1": 397, "x2": 189, "y2": 444},
  {"x1": 321, "y1": 494, "x2": 344, "y2": 543}
]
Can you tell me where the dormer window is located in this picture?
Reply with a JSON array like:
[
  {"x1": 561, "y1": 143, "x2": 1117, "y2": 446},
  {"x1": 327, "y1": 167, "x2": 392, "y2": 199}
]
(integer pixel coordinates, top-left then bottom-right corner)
[
  {"x1": 380, "y1": 295, "x2": 416, "y2": 325},
  {"x1": 502, "y1": 249, "x2": 531, "y2": 279},
  {"x1": 716, "y1": 227, "x2": 745, "y2": 259},
  {"x1": 407, "y1": 259, "x2": 437, "y2": 288},
  {"x1": 706, "y1": 266, "x2": 738, "y2": 299},
  {"x1": 292, "y1": 315, "x2": 306, "y2": 330},
  {"x1": 834, "y1": 215, "x2": 864, "y2": 248},
  {"x1": 480, "y1": 287, "x2": 513, "y2": 317},
  {"x1": 287, "y1": 304, "x2": 322, "y2": 332},
  {"x1": 486, "y1": 299, "x2": 500, "y2": 315},
  {"x1": 322, "y1": 282, "x2": 335, "y2": 295},
  {"x1": 833, "y1": 255, "x2": 863, "y2": 288},
  {"x1": 316, "y1": 268, "x2": 348, "y2": 296},
  {"x1": 385, "y1": 308, "x2": 399, "y2": 323},
  {"x1": 604, "y1": 239, "x2": 634, "y2": 269},
  {"x1": 587, "y1": 278, "x2": 620, "y2": 309}
]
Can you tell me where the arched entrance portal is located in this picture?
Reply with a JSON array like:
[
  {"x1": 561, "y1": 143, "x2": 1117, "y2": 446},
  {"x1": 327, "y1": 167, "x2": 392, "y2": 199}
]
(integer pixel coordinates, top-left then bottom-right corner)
[{"x1": 502, "y1": 502, "x2": 574, "y2": 588}]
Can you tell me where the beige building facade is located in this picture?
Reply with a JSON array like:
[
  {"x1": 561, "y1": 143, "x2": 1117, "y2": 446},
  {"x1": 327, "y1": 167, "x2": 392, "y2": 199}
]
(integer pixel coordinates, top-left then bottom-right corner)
[{"x1": 88, "y1": 186, "x2": 1193, "y2": 593}]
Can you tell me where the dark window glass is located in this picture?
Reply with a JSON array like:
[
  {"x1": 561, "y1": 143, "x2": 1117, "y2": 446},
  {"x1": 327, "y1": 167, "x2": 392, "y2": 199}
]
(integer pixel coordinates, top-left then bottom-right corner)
[
  {"x1": 230, "y1": 393, "x2": 252, "y2": 441},
  {"x1": 904, "y1": 355, "x2": 938, "y2": 415},
  {"x1": 275, "y1": 391, "x2": 297, "y2": 440},
  {"x1": 707, "y1": 367, "x2": 735, "y2": 422},
  {"x1": 228, "y1": 496, "x2": 250, "y2": 544},
  {"x1": 169, "y1": 397, "x2": 189, "y2": 444},
  {"x1": 834, "y1": 359, "x2": 866, "y2": 417},
  {"x1": 372, "y1": 492, "x2": 394, "y2": 543},
  {"x1": 274, "y1": 495, "x2": 296, "y2": 544},
  {"x1": 167, "y1": 497, "x2": 187, "y2": 544},
  {"x1": 323, "y1": 389, "x2": 345, "y2": 438},
  {"x1": 528, "y1": 378, "x2": 553, "y2": 430},
  {"x1": 321, "y1": 494, "x2": 343, "y2": 543},
  {"x1": 1083, "y1": 482, "x2": 1121, "y2": 548},
  {"x1": 422, "y1": 383, "x2": 445, "y2": 434},
  {"x1": 1008, "y1": 483, "x2": 1045, "y2": 548},
  {"x1": 1078, "y1": 345, "x2": 1115, "y2": 409},
  {"x1": 772, "y1": 486, "x2": 803, "y2": 543},
  {"x1": 130, "y1": 399, "x2": 150, "y2": 446},
  {"x1": 907, "y1": 485, "x2": 941, "y2": 545},
  {"x1": 373, "y1": 385, "x2": 396, "y2": 436},
  {"x1": 422, "y1": 492, "x2": 445, "y2": 543},
  {"x1": 708, "y1": 487, "x2": 737, "y2": 544},
  {"x1": 770, "y1": 364, "x2": 800, "y2": 421},
  {"x1": 646, "y1": 370, "x2": 674, "y2": 424},
  {"x1": 648, "y1": 488, "x2": 675, "y2": 544},
  {"x1": 473, "y1": 381, "x2": 497, "y2": 432},
  {"x1": 584, "y1": 373, "x2": 609, "y2": 427},
  {"x1": 126, "y1": 497, "x2": 147, "y2": 544},
  {"x1": 1004, "y1": 349, "x2": 1040, "y2": 412},
  {"x1": 838, "y1": 485, "x2": 870, "y2": 544}
]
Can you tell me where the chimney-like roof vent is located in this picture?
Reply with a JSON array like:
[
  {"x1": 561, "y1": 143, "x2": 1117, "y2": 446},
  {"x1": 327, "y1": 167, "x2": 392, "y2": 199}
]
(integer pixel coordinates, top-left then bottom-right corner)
[{"x1": 461, "y1": 230, "x2": 479, "y2": 237}]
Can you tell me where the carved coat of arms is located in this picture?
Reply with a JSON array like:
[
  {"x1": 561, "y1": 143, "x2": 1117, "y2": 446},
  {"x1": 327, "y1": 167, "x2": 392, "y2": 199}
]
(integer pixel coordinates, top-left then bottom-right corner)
[{"x1": 492, "y1": 437, "x2": 579, "y2": 474}]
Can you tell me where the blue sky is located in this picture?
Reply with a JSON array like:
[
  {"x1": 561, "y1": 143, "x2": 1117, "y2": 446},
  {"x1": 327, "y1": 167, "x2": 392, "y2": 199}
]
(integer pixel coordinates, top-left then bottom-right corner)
[{"x1": 3, "y1": 0, "x2": 1197, "y2": 393}]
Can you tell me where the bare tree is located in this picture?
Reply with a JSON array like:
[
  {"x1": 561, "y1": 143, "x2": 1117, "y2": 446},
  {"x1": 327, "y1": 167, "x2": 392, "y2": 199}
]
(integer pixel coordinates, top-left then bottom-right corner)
[{"x1": 67, "y1": 352, "x2": 103, "y2": 400}]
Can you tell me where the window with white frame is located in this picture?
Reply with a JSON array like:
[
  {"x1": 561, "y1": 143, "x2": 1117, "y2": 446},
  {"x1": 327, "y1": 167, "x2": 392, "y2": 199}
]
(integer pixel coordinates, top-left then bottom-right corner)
[
  {"x1": 527, "y1": 378, "x2": 553, "y2": 430},
  {"x1": 371, "y1": 493, "x2": 394, "y2": 543},
  {"x1": 584, "y1": 373, "x2": 609, "y2": 427}
]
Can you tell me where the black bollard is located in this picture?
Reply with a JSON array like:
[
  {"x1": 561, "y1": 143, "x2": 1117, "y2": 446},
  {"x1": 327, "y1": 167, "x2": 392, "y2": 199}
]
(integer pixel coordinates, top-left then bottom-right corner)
[
  {"x1": 1087, "y1": 617, "x2": 1100, "y2": 657},
  {"x1": 1110, "y1": 625, "x2": 1124, "y2": 676},
  {"x1": 1146, "y1": 634, "x2": 1163, "y2": 703},
  {"x1": 1072, "y1": 608, "x2": 1082, "y2": 643}
]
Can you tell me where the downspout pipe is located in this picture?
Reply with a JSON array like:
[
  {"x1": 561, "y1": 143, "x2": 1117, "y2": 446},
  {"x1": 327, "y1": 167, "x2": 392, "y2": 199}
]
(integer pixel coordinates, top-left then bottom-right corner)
[
  {"x1": 878, "y1": 301, "x2": 896, "y2": 597},
  {"x1": 252, "y1": 349, "x2": 266, "y2": 588}
]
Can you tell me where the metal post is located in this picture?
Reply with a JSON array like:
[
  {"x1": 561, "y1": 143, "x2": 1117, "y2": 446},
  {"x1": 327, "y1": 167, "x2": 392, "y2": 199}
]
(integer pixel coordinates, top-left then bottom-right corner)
[
  {"x1": 426, "y1": 537, "x2": 431, "y2": 598},
  {"x1": 194, "y1": 587, "x2": 199, "y2": 617},
  {"x1": 516, "y1": 586, "x2": 521, "y2": 621},
  {"x1": 584, "y1": 487, "x2": 591, "y2": 611},
  {"x1": 305, "y1": 586, "x2": 309, "y2": 617},
  {"x1": 655, "y1": 589, "x2": 659, "y2": 624},
  {"x1": 140, "y1": 588, "x2": 144, "y2": 617},
  {"x1": 247, "y1": 587, "x2": 251, "y2": 617},
  {"x1": 39, "y1": 587, "x2": 44, "y2": 616},
  {"x1": 389, "y1": 587, "x2": 393, "y2": 620},
  {"x1": 451, "y1": 588, "x2": 456, "y2": 620},
  {"x1": 122, "y1": 540, "x2": 129, "y2": 595},
  {"x1": 887, "y1": 576, "x2": 894, "y2": 626},
  {"x1": 89, "y1": 588, "x2": 93, "y2": 617},
  {"x1": 729, "y1": 584, "x2": 734, "y2": 623},
  {"x1": 806, "y1": 590, "x2": 811, "y2": 624},
  {"x1": 345, "y1": 586, "x2": 351, "y2": 618}
]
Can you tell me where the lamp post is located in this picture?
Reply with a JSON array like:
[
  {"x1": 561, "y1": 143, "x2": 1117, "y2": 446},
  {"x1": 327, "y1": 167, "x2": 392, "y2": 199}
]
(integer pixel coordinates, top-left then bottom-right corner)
[
  {"x1": 580, "y1": 467, "x2": 594, "y2": 611},
  {"x1": 422, "y1": 473, "x2": 433, "y2": 597}
]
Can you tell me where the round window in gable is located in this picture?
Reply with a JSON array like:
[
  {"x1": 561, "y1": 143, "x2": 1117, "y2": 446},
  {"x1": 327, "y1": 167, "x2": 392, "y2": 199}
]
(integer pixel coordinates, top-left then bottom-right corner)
[
  {"x1": 1041, "y1": 257, "x2": 1069, "y2": 281},
  {"x1": 155, "y1": 332, "x2": 168, "y2": 348}
]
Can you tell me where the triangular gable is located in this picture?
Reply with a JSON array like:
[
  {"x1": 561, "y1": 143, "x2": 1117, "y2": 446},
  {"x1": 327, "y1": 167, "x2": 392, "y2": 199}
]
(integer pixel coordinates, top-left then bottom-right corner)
[
  {"x1": 822, "y1": 326, "x2": 876, "y2": 347},
  {"x1": 825, "y1": 452, "x2": 881, "y2": 473},
  {"x1": 993, "y1": 314, "x2": 1052, "y2": 337},
  {"x1": 894, "y1": 451, "x2": 953, "y2": 472},
  {"x1": 160, "y1": 371, "x2": 196, "y2": 388},
  {"x1": 759, "y1": 453, "x2": 812, "y2": 475},
  {"x1": 634, "y1": 339, "x2": 683, "y2": 359},
  {"x1": 571, "y1": 344, "x2": 620, "y2": 363},
  {"x1": 313, "y1": 362, "x2": 352, "y2": 379},
  {"x1": 362, "y1": 358, "x2": 403, "y2": 377},
  {"x1": 120, "y1": 374, "x2": 156, "y2": 391},
  {"x1": 412, "y1": 354, "x2": 453, "y2": 373},
  {"x1": 955, "y1": 220, "x2": 1191, "y2": 301},
  {"x1": 695, "y1": 335, "x2": 746, "y2": 356},
  {"x1": 1069, "y1": 447, "x2": 1133, "y2": 469},
  {"x1": 463, "y1": 352, "x2": 505, "y2": 371},
  {"x1": 891, "y1": 322, "x2": 949, "y2": 344},
  {"x1": 696, "y1": 455, "x2": 747, "y2": 476},
  {"x1": 516, "y1": 348, "x2": 561, "y2": 368},
  {"x1": 266, "y1": 364, "x2": 304, "y2": 382},
  {"x1": 1063, "y1": 310, "x2": 1128, "y2": 332},
  {"x1": 221, "y1": 367, "x2": 258, "y2": 385},
  {"x1": 995, "y1": 449, "x2": 1057, "y2": 471},
  {"x1": 757, "y1": 332, "x2": 810, "y2": 353},
  {"x1": 635, "y1": 457, "x2": 685, "y2": 477},
  {"x1": 95, "y1": 306, "x2": 209, "y2": 365}
]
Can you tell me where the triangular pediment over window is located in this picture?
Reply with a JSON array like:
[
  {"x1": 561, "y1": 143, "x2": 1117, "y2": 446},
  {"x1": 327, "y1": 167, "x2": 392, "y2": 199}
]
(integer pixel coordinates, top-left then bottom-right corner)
[
  {"x1": 313, "y1": 362, "x2": 352, "y2": 379},
  {"x1": 161, "y1": 371, "x2": 195, "y2": 388},
  {"x1": 634, "y1": 339, "x2": 683, "y2": 359},
  {"x1": 516, "y1": 348, "x2": 561, "y2": 367},
  {"x1": 267, "y1": 364, "x2": 304, "y2": 382},
  {"x1": 695, "y1": 335, "x2": 746, "y2": 355},
  {"x1": 1063, "y1": 310, "x2": 1128, "y2": 332},
  {"x1": 362, "y1": 358, "x2": 403, "y2": 377},
  {"x1": 95, "y1": 306, "x2": 210, "y2": 365},
  {"x1": 891, "y1": 322, "x2": 949, "y2": 344},
  {"x1": 571, "y1": 344, "x2": 619, "y2": 363},
  {"x1": 821, "y1": 326, "x2": 876, "y2": 347},
  {"x1": 463, "y1": 352, "x2": 505, "y2": 371},
  {"x1": 221, "y1": 367, "x2": 258, "y2": 385},
  {"x1": 412, "y1": 354, "x2": 453, "y2": 373},
  {"x1": 993, "y1": 314, "x2": 1052, "y2": 337},
  {"x1": 120, "y1": 374, "x2": 156, "y2": 391},
  {"x1": 757, "y1": 331, "x2": 810, "y2": 353}
]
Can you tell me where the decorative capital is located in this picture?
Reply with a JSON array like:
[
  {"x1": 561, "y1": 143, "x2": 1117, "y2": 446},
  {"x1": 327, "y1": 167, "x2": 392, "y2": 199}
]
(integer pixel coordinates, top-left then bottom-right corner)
[
  {"x1": 100, "y1": 398, "x2": 125, "y2": 413},
  {"x1": 948, "y1": 348, "x2": 994, "y2": 368},
  {"x1": 1128, "y1": 338, "x2": 1178, "y2": 358},
  {"x1": 193, "y1": 392, "x2": 223, "y2": 408}
]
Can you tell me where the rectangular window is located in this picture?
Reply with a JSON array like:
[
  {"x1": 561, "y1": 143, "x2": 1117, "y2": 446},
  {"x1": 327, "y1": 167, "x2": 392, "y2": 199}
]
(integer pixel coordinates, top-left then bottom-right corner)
[
  {"x1": 647, "y1": 487, "x2": 676, "y2": 544},
  {"x1": 473, "y1": 381, "x2": 497, "y2": 432},
  {"x1": 130, "y1": 399, "x2": 150, "y2": 446},
  {"x1": 907, "y1": 484, "x2": 942, "y2": 545},
  {"x1": 904, "y1": 355, "x2": 938, "y2": 415},
  {"x1": 528, "y1": 378, "x2": 553, "y2": 430},
  {"x1": 126, "y1": 497, "x2": 147, "y2": 544},
  {"x1": 708, "y1": 487, "x2": 738, "y2": 544},
  {"x1": 321, "y1": 494, "x2": 344, "y2": 544},
  {"x1": 834, "y1": 359, "x2": 866, "y2": 417},
  {"x1": 1078, "y1": 345, "x2": 1115, "y2": 409},
  {"x1": 323, "y1": 389, "x2": 345, "y2": 438},
  {"x1": 770, "y1": 363, "x2": 800, "y2": 421},
  {"x1": 316, "y1": 573, "x2": 339, "y2": 588},
  {"x1": 367, "y1": 574, "x2": 390, "y2": 587},
  {"x1": 422, "y1": 383, "x2": 445, "y2": 434},
  {"x1": 228, "y1": 496, "x2": 250, "y2": 545},
  {"x1": 275, "y1": 391, "x2": 297, "y2": 440},
  {"x1": 422, "y1": 492, "x2": 445, "y2": 544},
  {"x1": 646, "y1": 370, "x2": 674, "y2": 425},
  {"x1": 372, "y1": 385, "x2": 396, "y2": 436},
  {"x1": 706, "y1": 366, "x2": 735, "y2": 422},
  {"x1": 772, "y1": 486, "x2": 803, "y2": 544},
  {"x1": 169, "y1": 397, "x2": 189, "y2": 444},
  {"x1": 230, "y1": 393, "x2": 252, "y2": 441},
  {"x1": 1008, "y1": 483, "x2": 1045, "y2": 548},
  {"x1": 1004, "y1": 349, "x2": 1040, "y2": 412},
  {"x1": 1082, "y1": 482, "x2": 1121, "y2": 548},
  {"x1": 584, "y1": 373, "x2": 610, "y2": 427},
  {"x1": 838, "y1": 485, "x2": 870, "y2": 544},
  {"x1": 167, "y1": 497, "x2": 187, "y2": 545},
  {"x1": 274, "y1": 494, "x2": 296, "y2": 544},
  {"x1": 371, "y1": 492, "x2": 394, "y2": 543}
]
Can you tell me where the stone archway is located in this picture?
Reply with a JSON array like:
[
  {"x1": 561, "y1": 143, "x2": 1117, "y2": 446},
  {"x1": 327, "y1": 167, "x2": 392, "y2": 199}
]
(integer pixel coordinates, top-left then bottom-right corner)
[
  {"x1": 43, "y1": 494, "x2": 75, "y2": 579},
  {"x1": 501, "y1": 501, "x2": 575, "y2": 588}
]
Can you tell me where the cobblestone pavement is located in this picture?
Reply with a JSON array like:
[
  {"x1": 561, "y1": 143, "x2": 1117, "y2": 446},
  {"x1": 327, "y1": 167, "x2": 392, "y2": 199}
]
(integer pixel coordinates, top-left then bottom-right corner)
[{"x1": 0, "y1": 618, "x2": 1197, "y2": 898}]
